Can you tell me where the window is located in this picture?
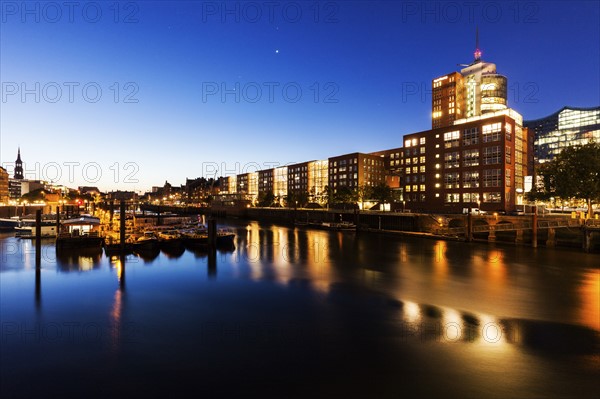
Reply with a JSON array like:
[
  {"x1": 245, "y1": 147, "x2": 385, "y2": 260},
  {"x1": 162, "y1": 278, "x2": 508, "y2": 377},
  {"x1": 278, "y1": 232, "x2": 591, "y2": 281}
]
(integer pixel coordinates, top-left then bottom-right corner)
[
  {"x1": 483, "y1": 146, "x2": 501, "y2": 165},
  {"x1": 412, "y1": 167, "x2": 418, "y2": 174},
  {"x1": 483, "y1": 192, "x2": 501, "y2": 203},
  {"x1": 463, "y1": 149, "x2": 479, "y2": 167},
  {"x1": 420, "y1": 137, "x2": 426, "y2": 145},
  {"x1": 405, "y1": 167, "x2": 411, "y2": 174},
  {"x1": 505, "y1": 169, "x2": 511, "y2": 187},
  {"x1": 420, "y1": 147, "x2": 426, "y2": 154},
  {"x1": 463, "y1": 127, "x2": 479, "y2": 146},
  {"x1": 445, "y1": 193, "x2": 460, "y2": 203},
  {"x1": 405, "y1": 185, "x2": 411, "y2": 192},
  {"x1": 463, "y1": 171, "x2": 479, "y2": 188},
  {"x1": 483, "y1": 169, "x2": 501, "y2": 187},
  {"x1": 444, "y1": 152, "x2": 460, "y2": 168},
  {"x1": 506, "y1": 146, "x2": 512, "y2": 164},
  {"x1": 482, "y1": 123, "x2": 502, "y2": 142},
  {"x1": 505, "y1": 123, "x2": 512, "y2": 141},
  {"x1": 444, "y1": 131, "x2": 460, "y2": 148},
  {"x1": 419, "y1": 184, "x2": 426, "y2": 192},
  {"x1": 419, "y1": 166, "x2": 426, "y2": 173},
  {"x1": 419, "y1": 156, "x2": 426, "y2": 164},
  {"x1": 463, "y1": 193, "x2": 480, "y2": 203},
  {"x1": 444, "y1": 172, "x2": 460, "y2": 189}
]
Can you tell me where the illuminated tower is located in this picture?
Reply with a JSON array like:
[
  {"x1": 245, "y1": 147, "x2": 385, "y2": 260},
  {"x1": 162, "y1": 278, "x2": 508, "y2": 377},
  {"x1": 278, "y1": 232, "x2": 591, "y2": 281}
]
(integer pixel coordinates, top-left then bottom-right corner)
[
  {"x1": 14, "y1": 148, "x2": 24, "y2": 179},
  {"x1": 432, "y1": 30, "x2": 507, "y2": 128}
]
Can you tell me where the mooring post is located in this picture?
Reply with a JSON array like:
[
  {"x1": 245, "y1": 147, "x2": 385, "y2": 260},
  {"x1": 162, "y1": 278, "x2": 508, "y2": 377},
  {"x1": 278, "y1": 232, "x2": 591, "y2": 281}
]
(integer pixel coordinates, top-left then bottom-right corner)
[
  {"x1": 35, "y1": 211, "x2": 41, "y2": 308},
  {"x1": 120, "y1": 200, "x2": 126, "y2": 252},
  {"x1": 35, "y1": 209, "x2": 42, "y2": 264},
  {"x1": 56, "y1": 206, "x2": 60, "y2": 235},
  {"x1": 466, "y1": 209, "x2": 473, "y2": 242},
  {"x1": 208, "y1": 219, "x2": 217, "y2": 250},
  {"x1": 532, "y1": 205, "x2": 538, "y2": 248}
]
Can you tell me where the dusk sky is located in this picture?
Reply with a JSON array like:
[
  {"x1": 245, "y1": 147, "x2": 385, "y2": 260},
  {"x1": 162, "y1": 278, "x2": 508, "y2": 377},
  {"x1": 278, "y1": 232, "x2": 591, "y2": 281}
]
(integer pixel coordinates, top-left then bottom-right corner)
[{"x1": 1, "y1": 1, "x2": 599, "y2": 192}]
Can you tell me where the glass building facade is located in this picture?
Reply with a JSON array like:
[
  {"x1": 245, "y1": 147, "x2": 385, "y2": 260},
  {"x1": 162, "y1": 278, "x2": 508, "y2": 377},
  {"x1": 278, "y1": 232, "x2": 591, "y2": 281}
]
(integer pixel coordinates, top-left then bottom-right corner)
[{"x1": 524, "y1": 106, "x2": 600, "y2": 164}]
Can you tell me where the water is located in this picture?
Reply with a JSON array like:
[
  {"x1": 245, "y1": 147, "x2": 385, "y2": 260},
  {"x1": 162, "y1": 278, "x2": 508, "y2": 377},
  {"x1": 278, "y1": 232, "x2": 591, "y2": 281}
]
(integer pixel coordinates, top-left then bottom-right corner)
[{"x1": 1, "y1": 220, "x2": 598, "y2": 398}]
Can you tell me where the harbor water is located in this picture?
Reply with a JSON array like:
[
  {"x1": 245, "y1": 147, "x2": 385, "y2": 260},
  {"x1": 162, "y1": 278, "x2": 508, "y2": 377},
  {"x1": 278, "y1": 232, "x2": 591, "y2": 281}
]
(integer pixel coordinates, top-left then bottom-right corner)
[{"x1": 1, "y1": 220, "x2": 598, "y2": 398}]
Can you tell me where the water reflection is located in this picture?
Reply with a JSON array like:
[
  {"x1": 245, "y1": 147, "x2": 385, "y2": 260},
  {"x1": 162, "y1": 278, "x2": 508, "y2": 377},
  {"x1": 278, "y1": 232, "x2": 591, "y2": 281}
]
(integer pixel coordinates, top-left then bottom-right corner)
[
  {"x1": 134, "y1": 247, "x2": 161, "y2": 263},
  {"x1": 1, "y1": 223, "x2": 599, "y2": 398},
  {"x1": 160, "y1": 244, "x2": 185, "y2": 259},
  {"x1": 56, "y1": 247, "x2": 103, "y2": 272}
]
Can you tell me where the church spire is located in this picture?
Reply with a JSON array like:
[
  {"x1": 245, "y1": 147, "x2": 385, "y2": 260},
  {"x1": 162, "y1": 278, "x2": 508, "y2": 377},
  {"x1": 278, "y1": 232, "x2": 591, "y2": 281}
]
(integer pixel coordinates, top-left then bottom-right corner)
[
  {"x1": 14, "y1": 147, "x2": 24, "y2": 179},
  {"x1": 474, "y1": 27, "x2": 482, "y2": 62}
]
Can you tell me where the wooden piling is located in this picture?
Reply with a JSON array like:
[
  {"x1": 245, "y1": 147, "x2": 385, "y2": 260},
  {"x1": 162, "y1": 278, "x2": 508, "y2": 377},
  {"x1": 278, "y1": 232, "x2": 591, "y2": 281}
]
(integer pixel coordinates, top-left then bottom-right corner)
[
  {"x1": 466, "y1": 210, "x2": 473, "y2": 242},
  {"x1": 56, "y1": 206, "x2": 60, "y2": 234},
  {"x1": 208, "y1": 219, "x2": 217, "y2": 250},
  {"x1": 35, "y1": 210, "x2": 42, "y2": 265}
]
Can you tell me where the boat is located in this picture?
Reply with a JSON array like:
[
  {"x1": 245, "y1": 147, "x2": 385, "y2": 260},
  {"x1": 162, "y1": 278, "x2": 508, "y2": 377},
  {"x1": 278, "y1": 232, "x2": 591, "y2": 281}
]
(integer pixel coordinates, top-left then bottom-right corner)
[
  {"x1": 308, "y1": 221, "x2": 357, "y2": 231},
  {"x1": 0, "y1": 217, "x2": 20, "y2": 232},
  {"x1": 132, "y1": 231, "x2": 160, "y2": 250},
  {"x1": 157, "y1": 229, "x2": 183, "y2": 249},
  {"x1": 56, "y1": 215, "x2": 103, "y2": 249},
  {"x1": 216, "y1": 228, "x2": 236, "y2": 247},
  {"x1": 16, "y1": 224, "x2": 58, "y2": 238},
  {"x1": 180, "y1": 227, "x2": 209, "y2": 247}
]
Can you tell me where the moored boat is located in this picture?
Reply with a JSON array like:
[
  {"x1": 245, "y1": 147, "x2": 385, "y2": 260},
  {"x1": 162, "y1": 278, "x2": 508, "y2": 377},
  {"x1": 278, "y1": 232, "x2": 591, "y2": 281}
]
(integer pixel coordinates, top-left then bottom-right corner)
[
  {"x1": 0, "y1": 217, "x2": 20, "y2": 232},
  {"x1": 308, "y1": 221, "x2": 357, "y2": 231},
  {"x1": 56, "y1": 215, "x2": 103, "y2": 249}
]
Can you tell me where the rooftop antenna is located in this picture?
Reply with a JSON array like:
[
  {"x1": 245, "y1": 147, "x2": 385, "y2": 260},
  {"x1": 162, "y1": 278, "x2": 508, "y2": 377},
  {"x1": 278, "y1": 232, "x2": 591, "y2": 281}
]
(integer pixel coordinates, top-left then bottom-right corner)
[{"x1": 474, "y1": 27, "x2": 482, "y2": 62}]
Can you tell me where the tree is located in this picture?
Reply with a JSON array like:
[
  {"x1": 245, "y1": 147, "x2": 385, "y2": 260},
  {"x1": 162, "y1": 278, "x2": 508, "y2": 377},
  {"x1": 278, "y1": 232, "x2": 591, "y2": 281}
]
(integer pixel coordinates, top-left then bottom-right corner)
[
  {"x1": 20, "y1": 188, "x2": 46, "y2": 202},
  {"x1": 336, "y1": 186, "x2": 356, "y2": 208},
  {"x1": 257, "y1": 191, "x2": 275, "y2": 207},
  {"x1": 529, "y1": 143, "x2": 600, "y2": 218},
  {"x1": 372, "y1": 183, "x2": 393, "y2": 207},
  {"x1": 356, "y1": 185, "x2": 373, "y2": 210}
]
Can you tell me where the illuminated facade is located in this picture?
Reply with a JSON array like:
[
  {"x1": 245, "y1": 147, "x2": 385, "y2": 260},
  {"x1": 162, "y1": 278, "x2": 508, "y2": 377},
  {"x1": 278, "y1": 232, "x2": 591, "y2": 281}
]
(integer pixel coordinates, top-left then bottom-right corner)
[
  {"x1": 307, "y1": 160, "x2": 328, "y2": 204},
  {"x1": 524, "y1": 106, "x2": 600, "y2": 164},
  {"x1": 258, "y1": 169, "x2": 274, "y2": 194},
  {"x1": 273, "y1": 166, "x2": 288, "y2": 201},
  {"x1": 221, "y1": 175, "x2": 237, "y2": 194},
  {"x1": 0, "y1": 167, "x2": 8, "y2": 204},
  {"x1": 287, "y1": 161, "x2": 309, "y2": 201},
  {"x1": 328, "y1": 152, "x2": 385, "y2": 193},
  {"x1": 237, "y1": 172, "x2": 258, "y2": 202},
  {"x1": 370, "y1": 147, "x2": 404, "y2": 198},
  {"x1": 403, "y1": 109, "x2": 530, "y2": 213},
  {"x1": 432, "y1": 38, "x2": 507, "y2": 129}
]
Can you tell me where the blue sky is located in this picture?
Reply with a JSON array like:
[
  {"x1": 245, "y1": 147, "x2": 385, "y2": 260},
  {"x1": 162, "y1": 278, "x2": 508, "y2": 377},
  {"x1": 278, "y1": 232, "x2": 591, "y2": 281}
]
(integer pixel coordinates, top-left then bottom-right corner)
[{"x1": 1, "y1": 1, "x2": 599, "y2": 191}]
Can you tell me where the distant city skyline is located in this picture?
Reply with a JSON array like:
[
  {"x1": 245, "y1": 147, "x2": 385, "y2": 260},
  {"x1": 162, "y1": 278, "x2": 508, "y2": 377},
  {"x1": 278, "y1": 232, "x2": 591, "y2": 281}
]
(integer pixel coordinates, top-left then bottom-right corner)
[{"x1": 1, "y1": 1, "x2": 599, "y2": 191}]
